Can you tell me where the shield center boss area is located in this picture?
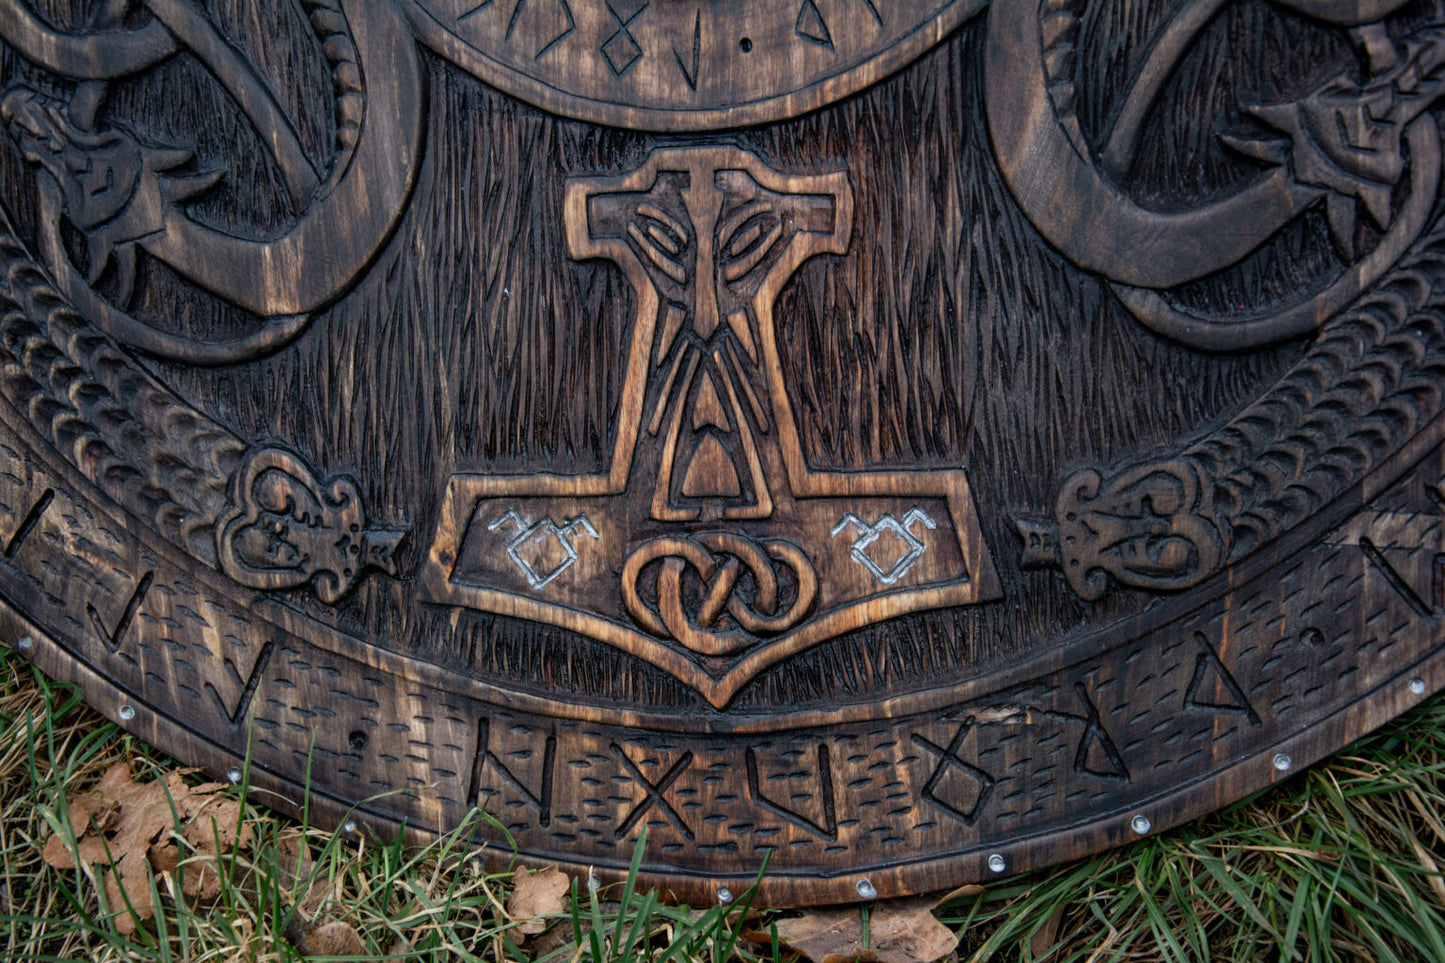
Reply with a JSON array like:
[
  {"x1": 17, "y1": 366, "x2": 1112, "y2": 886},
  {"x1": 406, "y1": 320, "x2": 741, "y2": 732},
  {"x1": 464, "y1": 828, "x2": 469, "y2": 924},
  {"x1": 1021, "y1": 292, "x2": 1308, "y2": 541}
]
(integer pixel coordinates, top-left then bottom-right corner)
[
  {"x1": 4, "y1": 0, "x2": 1445, "y2": 904},
  {"x1": 423, "y1": 147, "x2": 999, "y2": 708}
]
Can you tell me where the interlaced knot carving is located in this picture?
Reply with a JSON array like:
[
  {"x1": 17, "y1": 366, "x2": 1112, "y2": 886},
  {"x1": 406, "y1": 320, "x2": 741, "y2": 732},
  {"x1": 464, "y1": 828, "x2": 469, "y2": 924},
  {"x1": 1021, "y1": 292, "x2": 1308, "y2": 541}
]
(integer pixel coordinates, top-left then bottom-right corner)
[{"x1": 621, "y1": 533, "x2": 818, "y2": 657}]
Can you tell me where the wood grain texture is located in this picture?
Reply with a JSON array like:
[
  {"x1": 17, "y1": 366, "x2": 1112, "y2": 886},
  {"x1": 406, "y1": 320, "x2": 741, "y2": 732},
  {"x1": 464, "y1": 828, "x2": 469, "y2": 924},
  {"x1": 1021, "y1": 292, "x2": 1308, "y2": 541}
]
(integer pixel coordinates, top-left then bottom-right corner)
[{"x1": 1, "y1": 0, "x2": 1444, "y2": 905}]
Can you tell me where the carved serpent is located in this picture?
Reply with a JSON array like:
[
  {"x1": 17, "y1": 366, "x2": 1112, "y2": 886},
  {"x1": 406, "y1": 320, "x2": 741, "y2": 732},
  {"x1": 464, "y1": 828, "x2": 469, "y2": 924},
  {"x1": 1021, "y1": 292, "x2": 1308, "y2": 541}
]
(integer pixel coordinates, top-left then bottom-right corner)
[
  {"x1": 1000, "y1": 0, "x2": 1445, "y2": 597},
  {"x1": 987, "y1": 0, "x2": 1439, "y2": 350},
  {"x1": 0, "y1": 205, "x2": 404, "y2": 595},
  {"x1": 0, "y1": 0, "x2": 422, "y2": 363},
  {"x1": 1021, "y1": 221, "x2": 1445, "y2": 598},
  {"x1": 0, "y1": 0, "x2": 411, "y2": 583},
  {"x1": 0, "y1": 209, "x2": 242, "y2": 561}
]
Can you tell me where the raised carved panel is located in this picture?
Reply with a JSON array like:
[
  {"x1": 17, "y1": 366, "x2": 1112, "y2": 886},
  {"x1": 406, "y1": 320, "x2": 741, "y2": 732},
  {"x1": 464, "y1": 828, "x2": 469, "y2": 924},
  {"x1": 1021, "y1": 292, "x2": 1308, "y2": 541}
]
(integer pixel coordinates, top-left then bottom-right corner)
[{"x1": 2, "y1": 0, "x2": 1444, "y2": 905}]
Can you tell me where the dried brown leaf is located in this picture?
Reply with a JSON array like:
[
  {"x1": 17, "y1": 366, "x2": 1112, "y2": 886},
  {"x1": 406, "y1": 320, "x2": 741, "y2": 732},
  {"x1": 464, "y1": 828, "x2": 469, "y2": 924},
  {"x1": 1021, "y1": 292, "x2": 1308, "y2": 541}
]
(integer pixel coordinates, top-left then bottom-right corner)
[
  {"x1": 530, "y1": 915, "x2": 583, "y2": 957},
  {"x1": 179, "y1": 797, "x2": 250, "y2": 901},
  {"x1": 774, "y1": 909, "x2": 871, "y2": 963},
  {"x1": 37, "y1": 762, "x2": 242, "y2": 933},
  {"x1": 507, "y1": 865, "x2": 571, "y2": 937},
  {"x1": 183, "y1": 796, "x2": 249, "y2": 852},
  {"x1": 286, "y1": 916, "x2": 369, "y2": 959},
  {"x1": 932, "y1": 883, "x2": 985, "y2": 908},
  {"x1": 774, "y1": 899, "x2": 958, "y2": 963},
  {"x1": 147, "y1": 839, "x2": 180, "y2": 875},
  {"x1": 41, "y1": 830, "x2": 108, "y2": 870},
  {"x1": 1028, "y1": 905, "x2": 1066, "y2": 957},
  {"x1": 277, "y1": 833, "x2": 324, "y2": 914},
  {"x1": 870, "y1": 899, "x2": 960, "y2": 963},
  {"x1": 40, "y1": 791, "x2": 115, "y2": 870}
]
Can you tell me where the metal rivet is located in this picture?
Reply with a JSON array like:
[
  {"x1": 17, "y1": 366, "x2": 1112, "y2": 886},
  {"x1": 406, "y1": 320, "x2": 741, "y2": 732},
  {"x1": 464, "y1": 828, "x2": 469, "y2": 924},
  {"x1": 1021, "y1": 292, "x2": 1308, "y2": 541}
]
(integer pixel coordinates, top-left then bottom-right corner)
[
  {"x1": 1131, "y1": 814, "x2": 1152, "y2": 835},
  {"x1": 1410, "y1": 677, "x2": 1427, "y2": 695},
  {"x1": 587, "y1": 870, "x2": 600, "y2": 893},
  {"x1": 717, "y1": 886, "x2": 733, "y2": 905},
  {"x1": 16, "y1": 635, "x2": 33, "y2": 651},
  {"x1": 987, "y1": 854, "x2": 1006, "y2": 874},
  {"x1": 856, "y1": 878, "x2": 877, "y2": 900},
  {"x1": 226, "y1": 766, "x2": 242, "y2": 783},
  {"x1": 118, "y1": 704, "x2": 135, "y2": 721},
  {"x1": 1273, "y1": 753, "x2": 1292, "y2": 772},
  {"x1": 343, "y1": 819, "x2": 357, "y2": 834}
]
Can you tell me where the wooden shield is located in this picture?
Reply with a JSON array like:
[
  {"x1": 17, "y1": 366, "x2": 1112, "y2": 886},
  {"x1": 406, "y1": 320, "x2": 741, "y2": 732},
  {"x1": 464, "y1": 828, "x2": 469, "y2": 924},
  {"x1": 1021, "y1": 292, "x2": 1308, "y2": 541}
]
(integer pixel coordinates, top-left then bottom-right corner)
[{"x1": 3, "y1": 0, "x2": 1445, "y2": 904}]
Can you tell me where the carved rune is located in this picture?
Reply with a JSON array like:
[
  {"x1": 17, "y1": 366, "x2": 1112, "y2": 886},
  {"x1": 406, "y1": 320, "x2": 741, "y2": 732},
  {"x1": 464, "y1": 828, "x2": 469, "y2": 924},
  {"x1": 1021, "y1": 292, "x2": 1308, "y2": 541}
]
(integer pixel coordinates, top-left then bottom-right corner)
[
  {"x1": 833, "y1": 509, "x2": 937, "y2": 585},
  {"x1": 424, "y1": 146, "x2": 999, "y2": 707},
  {"x1": 489, "y1": 510, "x2": 598, "y2": 590}
]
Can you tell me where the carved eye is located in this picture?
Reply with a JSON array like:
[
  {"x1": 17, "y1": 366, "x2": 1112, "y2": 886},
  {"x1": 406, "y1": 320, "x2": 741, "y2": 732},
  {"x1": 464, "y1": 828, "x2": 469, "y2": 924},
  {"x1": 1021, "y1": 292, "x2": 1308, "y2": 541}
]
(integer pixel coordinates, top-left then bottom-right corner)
[
  {"x1": 720, "y1": 201, "x2": 782, "y2": 282},
  {"x1": 627, "y1": 203, "x2": 688, "y2": 285}
]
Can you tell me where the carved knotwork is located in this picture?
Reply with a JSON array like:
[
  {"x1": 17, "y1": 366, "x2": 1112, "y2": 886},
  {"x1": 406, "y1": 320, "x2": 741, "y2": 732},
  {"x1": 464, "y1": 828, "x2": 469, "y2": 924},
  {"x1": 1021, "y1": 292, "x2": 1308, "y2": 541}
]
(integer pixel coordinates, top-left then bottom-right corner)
[{"x1": 621, "y1": 532, "x2": 818, "y2": 656}]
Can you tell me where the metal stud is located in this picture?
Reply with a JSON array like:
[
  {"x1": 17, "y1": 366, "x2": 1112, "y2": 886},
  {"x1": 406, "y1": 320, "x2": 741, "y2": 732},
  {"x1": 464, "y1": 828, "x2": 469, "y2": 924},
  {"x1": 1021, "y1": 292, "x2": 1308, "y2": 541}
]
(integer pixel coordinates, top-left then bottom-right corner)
[
  {"x1": 717, "y1": 886, "x2": 733, "y2": 905},
  {"x1": 856, "y1": 878, "x2": 878, "y2": 900},
  {"x1": 118, "y1": 704, "x2": 135, "y2": 721},
  {"x1": 1410, "y1": 677, "x2": 1427, "y2": 696},
  {"x1": 1131, "y1": 814, "x2": 1151, "y2": 835},
  {"x1": 343, "y1": 819, "x2": 357, "y2": 834},
  {"x1": 227, "y1": 766, "x2": 242, "y2": 783},
  {"x1": 987, "y1": 854, "x2": 1006, "y2": 874},
  {"x1": 1273, "y1": 753, "x2": 1292, "y2": 772},
  {"x1": 16, "y1": 635, "x2": 33, "y2": 651}
]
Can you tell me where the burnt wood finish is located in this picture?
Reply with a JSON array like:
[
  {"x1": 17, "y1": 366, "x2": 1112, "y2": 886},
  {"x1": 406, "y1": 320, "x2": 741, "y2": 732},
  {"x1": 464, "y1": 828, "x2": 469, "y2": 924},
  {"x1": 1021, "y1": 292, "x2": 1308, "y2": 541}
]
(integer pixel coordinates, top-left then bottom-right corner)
[{"x1": 2, "y1": 0, "x2": 1445, "y2": 905}]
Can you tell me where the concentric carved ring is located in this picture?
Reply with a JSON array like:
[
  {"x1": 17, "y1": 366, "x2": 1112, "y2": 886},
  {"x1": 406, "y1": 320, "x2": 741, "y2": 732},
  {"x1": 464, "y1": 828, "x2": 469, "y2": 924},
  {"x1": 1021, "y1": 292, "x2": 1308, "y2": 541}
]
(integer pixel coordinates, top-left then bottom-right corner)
[{"x1": 621, "y1": 533, "x2": 818, "y2": 657}]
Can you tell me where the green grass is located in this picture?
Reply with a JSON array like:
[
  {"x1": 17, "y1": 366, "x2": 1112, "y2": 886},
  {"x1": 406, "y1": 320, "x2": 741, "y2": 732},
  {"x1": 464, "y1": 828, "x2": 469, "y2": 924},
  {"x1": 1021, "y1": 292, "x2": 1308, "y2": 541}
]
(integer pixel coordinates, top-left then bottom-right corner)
[{"x1": 3, "y1": 644, "x2": 1445, "y2": 962}]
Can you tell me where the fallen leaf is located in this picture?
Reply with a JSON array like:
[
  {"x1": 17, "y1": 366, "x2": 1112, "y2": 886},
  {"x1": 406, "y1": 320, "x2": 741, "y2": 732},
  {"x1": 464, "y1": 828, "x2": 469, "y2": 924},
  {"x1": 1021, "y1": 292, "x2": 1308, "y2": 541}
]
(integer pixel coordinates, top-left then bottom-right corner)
[
  {"x1": 307, "y1": 920, "x2": 368, "y2": 957},
  {"x1": 147, "y1": 838, "x2": 180, "y2": 875},
  {"x1": 41, "y1": 831, "x2": 107, "y2": 870},
  {"x1": 41, "y1": 793, "x2": 115, "y2": 870},
  {"x1": 529, "y1": 915, "x2": 583, "y2": 958},
  {"x1": 180, "y1": 796, "x2": 251, "y2": 901},
  {"x1": 772, "y1": 909, "x2": 874, "y2": 963},
  {"x1": 285, "y1": 914, "x2": 368, "y2": 958},
  {"x1": 932, "y1": 882, "x2": 985, "y2": 908},
  {"x1": 869, "y1": 899, "x2": 958, "y2": 963},
  {"x1": 1028, "y1": 905, "x2": 1065, "y2": 958},
  {"x1": 38, "y1": 762, "x2": 241, "y2": 934},
  {"x1": 772, "y1": 898, "x2": 958, "y2": 963},
  {"x1": 276, "y1": 833, "x2": 324, "y2": 914},
  {"x1": 507, "y1": 865, "x2": 571, "y2": 936}
]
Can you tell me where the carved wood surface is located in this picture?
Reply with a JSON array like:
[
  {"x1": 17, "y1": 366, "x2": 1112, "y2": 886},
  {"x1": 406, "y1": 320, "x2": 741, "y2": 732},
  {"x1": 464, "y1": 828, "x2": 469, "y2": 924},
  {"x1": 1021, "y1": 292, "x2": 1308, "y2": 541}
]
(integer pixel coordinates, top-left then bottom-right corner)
[{"x1": 3, "y1": 0, "x2": 1445, "y2": 904}]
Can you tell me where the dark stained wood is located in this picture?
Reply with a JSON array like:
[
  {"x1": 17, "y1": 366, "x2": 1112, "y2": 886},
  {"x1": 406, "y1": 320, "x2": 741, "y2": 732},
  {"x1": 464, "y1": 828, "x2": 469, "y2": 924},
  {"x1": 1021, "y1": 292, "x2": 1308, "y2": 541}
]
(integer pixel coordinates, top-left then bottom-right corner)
[{"x1": 1, "y1": 0, "x2": 1444, "y2": 906}]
